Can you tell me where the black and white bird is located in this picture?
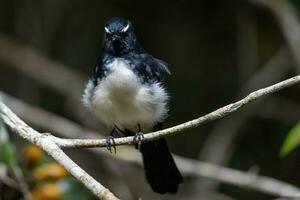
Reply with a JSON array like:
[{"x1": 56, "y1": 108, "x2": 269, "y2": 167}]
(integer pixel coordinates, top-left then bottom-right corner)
[{"x1": 82, "y1": 17, "x2": 183, "y2": 194}]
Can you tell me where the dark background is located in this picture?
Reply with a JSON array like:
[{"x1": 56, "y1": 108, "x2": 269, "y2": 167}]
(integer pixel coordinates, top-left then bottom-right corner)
[{"x1": 0, "y1": 0, "x2": 300, "y2": 199}]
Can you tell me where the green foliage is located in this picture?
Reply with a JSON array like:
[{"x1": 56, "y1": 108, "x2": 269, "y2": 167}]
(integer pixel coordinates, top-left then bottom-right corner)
[
  {"x1": 0, "y1": 142, "x2": 16, "y2": 166},
  {"x1": 61, "y1": 179, "x2": 95, "y2": 200},
  {"x1": 280, "y1": 122, "x2": 300, "y2": 157},
  {"x1": 0, "y1": 119, "x2": 9, "y2": 142}
]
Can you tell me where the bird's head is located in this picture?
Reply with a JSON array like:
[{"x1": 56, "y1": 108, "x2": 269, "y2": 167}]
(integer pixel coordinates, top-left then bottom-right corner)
[{"x1": 103, "y1": 17, "x2": 139, "y2": 56}]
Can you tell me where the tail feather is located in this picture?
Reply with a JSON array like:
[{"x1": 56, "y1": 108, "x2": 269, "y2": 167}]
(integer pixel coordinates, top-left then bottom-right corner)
[{"x1": 140, "y1": 138, "x2": 183, "y2": 194}]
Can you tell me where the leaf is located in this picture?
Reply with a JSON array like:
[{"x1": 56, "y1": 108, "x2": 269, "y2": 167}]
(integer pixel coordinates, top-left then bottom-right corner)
[
  {"x1": 280, "y1": 123, "x2": 300, "y2": 157},
  {"x1": 60, "y1": 178, "x2": 95, "y2": 200},
  {"x1": 0, "y1": 119, "x2": 9, "y2": 142},
  {"x1": 0, "y1": 142, "x2": 16, "y2": 166}
]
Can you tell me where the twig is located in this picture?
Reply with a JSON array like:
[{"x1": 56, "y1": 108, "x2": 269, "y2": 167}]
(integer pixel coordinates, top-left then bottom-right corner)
[
  {"x1": 196, "y1": 46, "x2": 293, "y2": 191},
  {"x1": 0, "y1": 91, "x2": 101, "y2": 140},
  {"x1": 0, "y1": 33, "x2": 84, "y2": 97},
  {"x1": 46, "y1": 75, "x2": 300, "y2": 148},
  {"x1": 176, "y1": 156, "x2": 300, "y2": 198},
  {"x1": 1, "y1": 12, "x2": 299, "y2": 198},
  {"x1": 0, "y1": 102, "x2": 119, "y2": 200},
  {"x1": 0, "y1": 164, "x2": 18, "y2": 189},
  {"x1": 11, "y1": 165, "x2": 32, "y2": 199},
  {"x1": 199, "y1": 46, "x2": 292, "y2": 163},
  {"x1": 0, "y1": 33, "x2": 100, "y2": 129},
  {"x1": 1, "y1": 91, "x2": 300, "y2": 197}
]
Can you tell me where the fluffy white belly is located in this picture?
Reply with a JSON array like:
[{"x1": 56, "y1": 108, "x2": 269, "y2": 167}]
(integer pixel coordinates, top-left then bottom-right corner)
[{"x1": 87, "y1": 58, "x2": 168, "y2": 132}]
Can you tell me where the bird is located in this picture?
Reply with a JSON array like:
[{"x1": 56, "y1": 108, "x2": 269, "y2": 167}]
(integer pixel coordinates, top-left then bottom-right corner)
[{"x1": 82, "y1": 17, "x2": 183, "y2": 194}]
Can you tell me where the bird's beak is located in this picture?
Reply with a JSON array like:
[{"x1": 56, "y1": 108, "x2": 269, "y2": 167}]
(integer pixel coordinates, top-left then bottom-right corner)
[{"x1": 112, "y1": 35, "x2": 122, "y2": 49}]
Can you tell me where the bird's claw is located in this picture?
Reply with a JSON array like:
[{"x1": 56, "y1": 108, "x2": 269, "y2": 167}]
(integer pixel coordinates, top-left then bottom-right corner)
[
  {"x1": 105, "y1": 136, "x2": 116, "y2": 154},
  {"x1": 133, "y1": 132, "x2": 145, "y2": 150}
]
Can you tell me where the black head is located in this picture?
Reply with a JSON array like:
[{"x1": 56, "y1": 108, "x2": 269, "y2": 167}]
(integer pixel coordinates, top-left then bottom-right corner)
[{"x1": 103, "y1": 17, "x2": 139, "y2": 56}]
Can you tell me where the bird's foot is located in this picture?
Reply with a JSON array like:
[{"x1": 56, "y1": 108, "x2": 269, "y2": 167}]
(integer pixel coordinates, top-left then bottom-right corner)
[
  {"x1": 105, "y1": 136, "x2": 116, "y2": 154},
  {"x1": 133, "y1": 132, "x2": 145, "y2": 150}
]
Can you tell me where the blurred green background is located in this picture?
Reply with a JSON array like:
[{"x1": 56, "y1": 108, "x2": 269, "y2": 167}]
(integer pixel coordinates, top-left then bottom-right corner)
[{"x1": 0, "y1": 0, "x2": 300, "y2": 199}]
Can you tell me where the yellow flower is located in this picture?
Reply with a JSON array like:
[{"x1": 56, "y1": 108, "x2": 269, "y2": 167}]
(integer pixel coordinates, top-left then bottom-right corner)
[
  {"x1": 34, "y1": 163, "x2": 68, "y2": 181},
  {"x1": 31, "y1": 183, "x2": 62, "y2": 200},
  {"x1": 24, "y1": 145, "x2": 44, "y2": 165}
]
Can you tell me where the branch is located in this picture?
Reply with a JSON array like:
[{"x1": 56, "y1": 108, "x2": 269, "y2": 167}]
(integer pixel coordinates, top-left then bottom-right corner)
[
  {"x1": 48, "y1": 75, "x2": 300, "y2": 148},
  {"x1": 0, "y1": 33, "x2": 84, "y2": 97},
  {"x1": 1, "y1": 91, "x2": 300, "y2": 197},
  {"x1": 1, "y1": 16, "x2": 299, "y2": 199},
  {"x1": 0, "y1": 102, "x2": 119, "y2": 200},
  {"x1": 11, "y1": 165, "x2": 32, "y2": 199},
  {"x1": 196, "y1": 46, "x2": 293, "y2": 191},
  {"x1": 176, "y1": 156, "x2": 300, "y2": 198},
  {"x1": 0, "y1": 33, "x2": 102, "y2": 130},
  {"x1": 199, "y1": 46, "x2": 292, "y2": 164},
  {"x1": 0, "y1": 91, "x2": 101, "y2": 140}
]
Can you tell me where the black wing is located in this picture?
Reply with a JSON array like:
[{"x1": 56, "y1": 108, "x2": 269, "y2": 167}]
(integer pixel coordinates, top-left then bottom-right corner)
[
  {"x1": 129, "y1": 53, "x2": 170, "y2": 84},
  {"x1": 90, "y1": 53, "x2": 112, "y2": 85}
]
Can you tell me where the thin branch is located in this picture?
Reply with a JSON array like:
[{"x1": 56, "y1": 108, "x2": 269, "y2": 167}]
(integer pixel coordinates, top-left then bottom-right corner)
[
  {"x1": 0, "y1": 164, "x2": 18, "y2": 189},
  {"x1": 0, "y1": 102, "x2": 119, "y2": 200},
  {"x1": 176, "y1": 156, "x2": 300, "y2": 198},
  {"x1": 0, "y1": 91, "x2": 101, "y2": 140},
  {"x1": 0, "y1": 33, "x2": 102, "y2": 130},
  {"x1": 0, "y1": 33, "x2": 84, "y2": 97},
  {"x1": 1, "y1": 91, "x2": 300, "y2": 197},
  {"x1": 47, "y1": 75, "x2": 300, "y2": 148},
  {"x1": 1, "y1": 12, "x2": 299, "y2": 199},
  {"x1": 11, "y1": 165, "x2": 32, "y2": 199},
  {"x1": 199, "y1": 46, "x2": 292, "y2": 164},
  {"x1": 196, "y1": 46, "x2": 293, "y2": 191}
]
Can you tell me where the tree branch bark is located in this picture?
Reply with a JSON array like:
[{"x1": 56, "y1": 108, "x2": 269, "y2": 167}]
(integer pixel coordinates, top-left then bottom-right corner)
[
  {"x1": 1, "y1": 89, "x2": 300, "y2": 197},
  {"x1": 176, "y1": 156, "x2": 300, "y2": 197},
  {"x1": 0, "y1": 102, "x2": 119, "y2": 200},
  {"x1": 45, "y1": 75, "x2": 300, "y2": 148}
]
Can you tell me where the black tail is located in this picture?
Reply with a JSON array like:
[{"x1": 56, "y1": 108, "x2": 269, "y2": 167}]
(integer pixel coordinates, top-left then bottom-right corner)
[{"x1": 140, "y1": 138, "x2": 183, "y2": 194}]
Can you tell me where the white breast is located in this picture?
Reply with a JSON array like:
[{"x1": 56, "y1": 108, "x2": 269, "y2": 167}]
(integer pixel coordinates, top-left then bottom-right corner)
[{"x1": 84, "y1": 58, "x2": 168, "y2": 132}]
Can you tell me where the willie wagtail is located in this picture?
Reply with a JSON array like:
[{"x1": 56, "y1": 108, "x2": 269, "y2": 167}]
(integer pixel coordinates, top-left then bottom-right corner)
[{"x1": 82, "y1": 17, "x2": 183, "y2": 194}]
